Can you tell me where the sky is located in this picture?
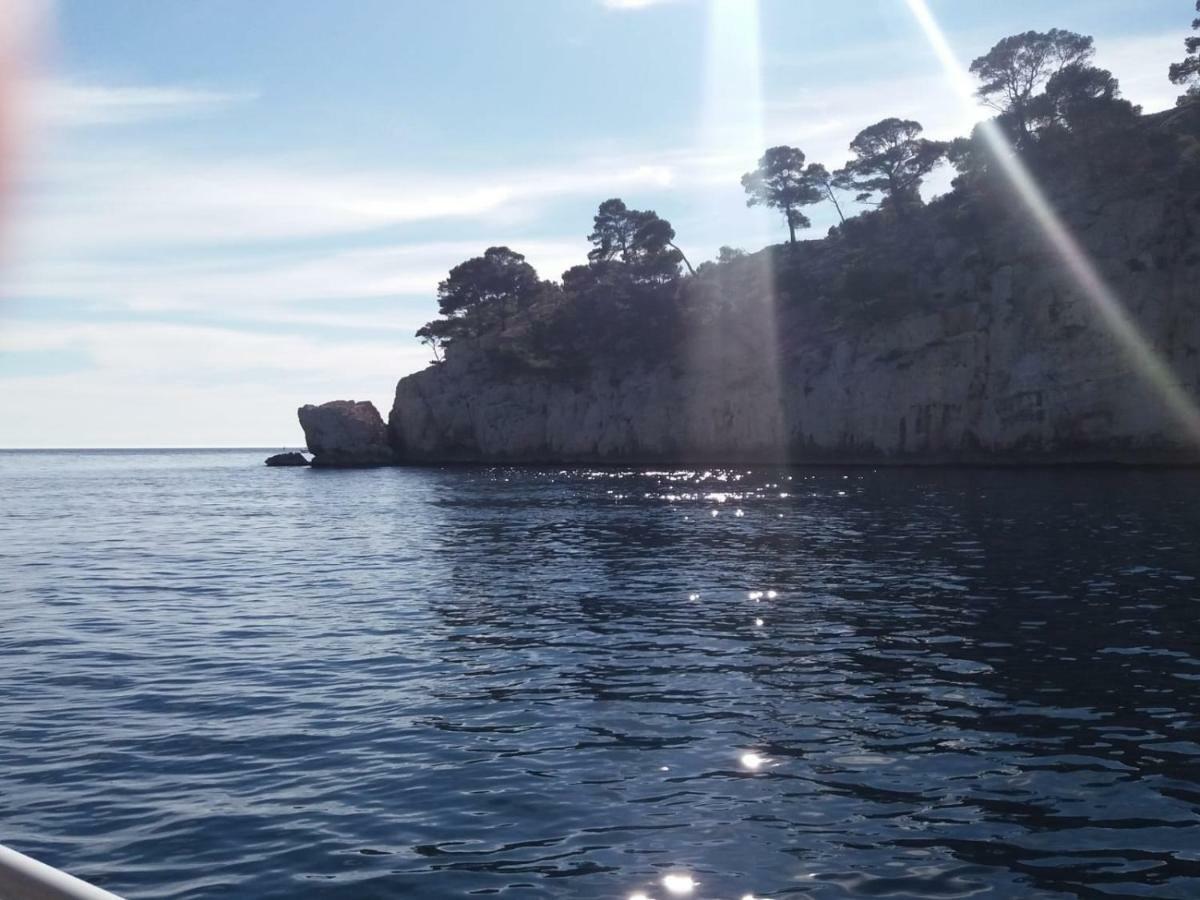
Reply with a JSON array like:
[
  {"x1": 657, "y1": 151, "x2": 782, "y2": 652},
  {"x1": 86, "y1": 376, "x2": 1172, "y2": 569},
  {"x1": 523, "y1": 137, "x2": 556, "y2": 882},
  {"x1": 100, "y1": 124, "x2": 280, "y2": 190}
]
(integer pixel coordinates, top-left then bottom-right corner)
[{"x1": 0, "y1": 0, "x2": 1192, "y2": 448}]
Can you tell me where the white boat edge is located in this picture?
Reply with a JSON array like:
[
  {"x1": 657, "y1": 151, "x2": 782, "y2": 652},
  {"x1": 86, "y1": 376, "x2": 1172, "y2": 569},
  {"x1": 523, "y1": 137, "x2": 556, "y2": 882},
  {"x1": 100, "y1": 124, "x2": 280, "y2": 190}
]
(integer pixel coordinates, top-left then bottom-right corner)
[{"x1": 0, "y1": 844, "x2": 124, "y2": 900}]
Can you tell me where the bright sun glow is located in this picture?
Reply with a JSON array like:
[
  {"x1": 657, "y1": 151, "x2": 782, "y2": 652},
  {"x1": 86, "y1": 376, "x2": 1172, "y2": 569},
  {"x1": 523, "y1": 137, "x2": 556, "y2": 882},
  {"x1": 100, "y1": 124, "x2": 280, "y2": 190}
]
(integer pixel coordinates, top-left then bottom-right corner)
[
  {"x1": 662, "y1": 873, "x2": 697, "y2": 894},
  {"x1": 904, "y1": 0, "x2": 1200, "y2": 447},
  {"x1": 740, "y1": 751, "x2": 767, "y2": 770}
]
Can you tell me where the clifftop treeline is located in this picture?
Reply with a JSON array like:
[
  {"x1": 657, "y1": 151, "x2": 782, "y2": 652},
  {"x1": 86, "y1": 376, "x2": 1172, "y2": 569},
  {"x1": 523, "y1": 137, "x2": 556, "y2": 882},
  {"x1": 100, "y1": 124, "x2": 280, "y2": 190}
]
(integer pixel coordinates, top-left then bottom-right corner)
[{"x1": 411, "y1": 18, "x2": 1200, "y2": 381}]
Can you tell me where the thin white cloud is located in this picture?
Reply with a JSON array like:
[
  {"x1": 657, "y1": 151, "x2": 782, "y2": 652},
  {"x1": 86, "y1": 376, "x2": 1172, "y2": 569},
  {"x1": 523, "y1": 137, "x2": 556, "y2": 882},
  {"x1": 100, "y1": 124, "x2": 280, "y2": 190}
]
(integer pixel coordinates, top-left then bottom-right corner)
[
  {"x1": 764, "y1": 72, "x2": 984, "y2": 171},
  {"x1": 0, "y1": 320, "x2": 405, "y2": 382},
  {"x1": 3, "y1": 238, "x2": 588, "y2": 318},
  {"x1": 31, "y1": 79, "x2": 257, "y2": 127},
  {"x1": 601, "y1": 0, "x2": 682, "y2": 9},
  {"x1": 0, "y1": 320, "x2": 418, "y2": 446},
  {"x1": 0, "y1": 373, "x2": 398, "y2": 448},
  {"x1": 10, "y1": 146, "x2": 674, "y2": 255}
]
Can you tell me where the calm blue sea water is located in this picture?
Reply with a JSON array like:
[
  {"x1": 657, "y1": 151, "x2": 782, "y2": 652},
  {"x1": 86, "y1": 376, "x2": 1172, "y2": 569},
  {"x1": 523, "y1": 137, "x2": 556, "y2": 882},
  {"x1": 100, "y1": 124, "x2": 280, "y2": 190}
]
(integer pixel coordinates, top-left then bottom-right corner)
[{"x1": 1, "y1": 450, "x2": 1199, "y2": 899}]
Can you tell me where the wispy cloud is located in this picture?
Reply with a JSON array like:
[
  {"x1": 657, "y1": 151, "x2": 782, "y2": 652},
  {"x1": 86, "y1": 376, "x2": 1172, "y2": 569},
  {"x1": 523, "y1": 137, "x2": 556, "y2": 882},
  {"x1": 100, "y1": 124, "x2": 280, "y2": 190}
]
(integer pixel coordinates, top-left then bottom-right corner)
[
  {"x1": 0, "y1": 320, "x2": 408, "y2": 383},
  {"x1": 764, "y1": 72, "x2": 985, "y2": 167},
  {"x1": 4, "y1": 238, "x2": 588, "y2": 322},
  {"x1": 0, "y1": 374, "x2": 375, "y2": 448},
  {"x1": 600, "y1": 0, "x2": 684, "y2": 10},
  {"x1": 0, "y1": 321, "x2": 419, "y2": 446},
  {"x1": 31, "y1": 79, "x2": 257, "y2": 127},
  {"x1": 11, "y1": 146, "x2": 675, "y2": 255}
]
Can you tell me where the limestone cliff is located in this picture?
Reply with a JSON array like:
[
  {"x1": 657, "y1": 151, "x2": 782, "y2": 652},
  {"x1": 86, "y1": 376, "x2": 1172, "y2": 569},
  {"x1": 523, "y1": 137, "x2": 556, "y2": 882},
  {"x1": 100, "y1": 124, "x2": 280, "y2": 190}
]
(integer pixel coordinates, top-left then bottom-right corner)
[{"x1": 387, "y1": 111, "x2": 1200, "y2": 466}]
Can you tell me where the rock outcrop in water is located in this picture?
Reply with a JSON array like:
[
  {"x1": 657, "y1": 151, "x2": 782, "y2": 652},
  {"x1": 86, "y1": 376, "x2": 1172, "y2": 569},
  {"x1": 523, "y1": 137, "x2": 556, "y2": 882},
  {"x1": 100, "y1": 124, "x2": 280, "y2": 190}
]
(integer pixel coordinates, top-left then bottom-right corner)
[
  {"x1": 305, "y1": 107, "x2": 1200, "y2": 466},
  {"x1": 297, "y1": 401, "x2": 393, "y2": 467},
  {"x1": 265, "y1": 451, "x2": 310, "y2": 467}
]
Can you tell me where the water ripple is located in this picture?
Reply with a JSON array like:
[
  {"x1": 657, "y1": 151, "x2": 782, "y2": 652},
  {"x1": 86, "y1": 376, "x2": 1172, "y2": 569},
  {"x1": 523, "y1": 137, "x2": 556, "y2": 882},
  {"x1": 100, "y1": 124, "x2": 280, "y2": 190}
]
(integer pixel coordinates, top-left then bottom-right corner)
[{"x1": 0, "y1": 451, "x2": 1198, "y2": 898}]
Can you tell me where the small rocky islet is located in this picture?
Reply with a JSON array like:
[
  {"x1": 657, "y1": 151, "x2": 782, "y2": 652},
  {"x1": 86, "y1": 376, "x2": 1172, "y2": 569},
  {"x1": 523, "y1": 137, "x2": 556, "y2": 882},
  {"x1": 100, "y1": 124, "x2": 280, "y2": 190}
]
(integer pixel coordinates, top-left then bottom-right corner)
[{"x1": 263, "y1": 451, "x2": 309, "y2": 467}]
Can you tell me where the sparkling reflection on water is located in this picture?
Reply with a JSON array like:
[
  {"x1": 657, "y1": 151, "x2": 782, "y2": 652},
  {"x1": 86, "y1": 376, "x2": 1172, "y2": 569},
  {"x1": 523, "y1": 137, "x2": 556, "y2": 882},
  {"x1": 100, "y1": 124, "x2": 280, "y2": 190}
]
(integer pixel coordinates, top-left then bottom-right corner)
[{"x1": 1, "y1": 451, "x2": 1199, "y2": 899}]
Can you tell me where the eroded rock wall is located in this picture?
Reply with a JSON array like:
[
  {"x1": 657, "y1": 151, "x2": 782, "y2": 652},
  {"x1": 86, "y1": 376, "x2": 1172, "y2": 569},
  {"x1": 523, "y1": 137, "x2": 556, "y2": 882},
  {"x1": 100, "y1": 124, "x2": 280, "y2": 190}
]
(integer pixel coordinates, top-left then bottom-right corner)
[{"x1": 388, "y1": 177, "x2": 1200, "y2": 465}]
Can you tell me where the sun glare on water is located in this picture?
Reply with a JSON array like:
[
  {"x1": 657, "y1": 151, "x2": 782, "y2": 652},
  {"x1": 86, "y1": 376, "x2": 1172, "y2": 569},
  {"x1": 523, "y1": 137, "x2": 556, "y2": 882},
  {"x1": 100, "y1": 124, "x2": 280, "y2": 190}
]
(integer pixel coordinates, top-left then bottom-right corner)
[
  {"x1": 740, "y1": 751, "x2": 769, "y2": 770},
  {"x1": 662, "y1": 873, "x2": 697, "y2": 894}
]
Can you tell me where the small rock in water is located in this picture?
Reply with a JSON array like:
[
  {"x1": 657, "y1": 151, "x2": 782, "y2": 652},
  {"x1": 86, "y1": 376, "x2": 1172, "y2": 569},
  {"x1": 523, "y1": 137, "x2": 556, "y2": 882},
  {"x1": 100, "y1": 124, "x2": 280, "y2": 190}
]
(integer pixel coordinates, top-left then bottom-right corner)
[{"x1": 265, "y1": 452, "x2": 310, "y2": 467}]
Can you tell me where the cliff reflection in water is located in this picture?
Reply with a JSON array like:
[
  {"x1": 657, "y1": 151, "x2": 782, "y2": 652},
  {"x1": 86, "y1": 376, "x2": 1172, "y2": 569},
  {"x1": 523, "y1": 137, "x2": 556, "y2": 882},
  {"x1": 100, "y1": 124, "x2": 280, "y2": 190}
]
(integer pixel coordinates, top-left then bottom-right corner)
[{"x1": 1, "y1": 452, "x2": 1199, "y2": 898}]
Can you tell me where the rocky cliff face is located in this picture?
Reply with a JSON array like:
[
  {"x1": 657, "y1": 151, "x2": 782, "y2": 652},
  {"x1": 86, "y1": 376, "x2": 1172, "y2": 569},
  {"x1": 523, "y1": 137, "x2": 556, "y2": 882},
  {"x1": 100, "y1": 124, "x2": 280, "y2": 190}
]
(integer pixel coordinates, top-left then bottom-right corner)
[{"x1": 387, "y1": 134, "x2": 1200, "y2": 465}]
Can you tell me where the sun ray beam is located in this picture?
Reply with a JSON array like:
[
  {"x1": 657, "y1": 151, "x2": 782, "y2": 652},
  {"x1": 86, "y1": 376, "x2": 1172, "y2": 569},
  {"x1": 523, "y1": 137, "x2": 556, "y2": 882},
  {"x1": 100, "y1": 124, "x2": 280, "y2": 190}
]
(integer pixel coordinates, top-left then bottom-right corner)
[{"x1": 687, "y1": 0, "x2": 788, "y2": 462}]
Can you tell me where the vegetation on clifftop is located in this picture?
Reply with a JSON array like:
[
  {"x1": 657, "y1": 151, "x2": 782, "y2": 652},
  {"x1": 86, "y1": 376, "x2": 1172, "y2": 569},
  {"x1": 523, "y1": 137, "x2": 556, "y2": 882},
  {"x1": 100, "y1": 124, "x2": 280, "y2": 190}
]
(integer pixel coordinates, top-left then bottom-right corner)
[
  {"x1": 1170, "y1": 1, "x2": 1200, "y2": 105},
  {"x1": 415, "y1": 21, "x2": 1200, "y2": 377}
]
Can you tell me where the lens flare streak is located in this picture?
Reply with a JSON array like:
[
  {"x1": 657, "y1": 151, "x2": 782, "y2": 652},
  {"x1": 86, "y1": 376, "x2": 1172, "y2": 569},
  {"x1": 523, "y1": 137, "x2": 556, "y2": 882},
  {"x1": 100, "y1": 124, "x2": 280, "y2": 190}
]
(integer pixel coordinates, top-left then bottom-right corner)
[{"x1": 692, "y1": 0, "x2": 788, "y2": 461}]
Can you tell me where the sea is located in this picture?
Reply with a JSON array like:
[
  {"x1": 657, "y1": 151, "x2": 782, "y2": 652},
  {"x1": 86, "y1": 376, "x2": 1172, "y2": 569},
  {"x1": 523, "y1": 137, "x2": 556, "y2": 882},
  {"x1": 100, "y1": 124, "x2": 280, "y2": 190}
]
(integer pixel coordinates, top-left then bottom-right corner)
[{"x1": 1, "y1": 449, "x2": 1198, "y2": 899}]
